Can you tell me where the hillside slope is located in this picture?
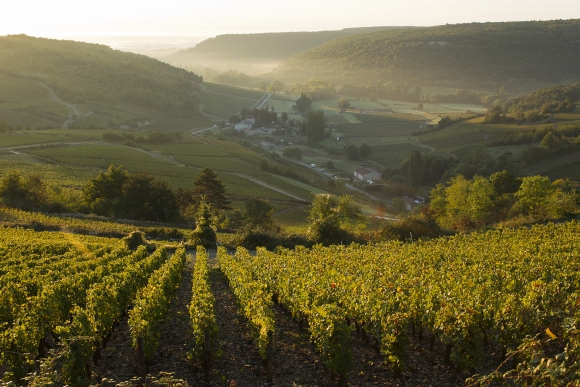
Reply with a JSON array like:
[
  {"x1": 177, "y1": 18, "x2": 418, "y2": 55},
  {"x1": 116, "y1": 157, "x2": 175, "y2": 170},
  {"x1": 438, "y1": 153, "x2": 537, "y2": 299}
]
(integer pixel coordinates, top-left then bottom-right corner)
[
  {"x1": 164, "y1": 27, "x2": 404, "y2": 73},
  {"x1": 0, "y1": 35, "x2": 203, "y2": 118},
  {"x1": 272, "y1": 20, "x2": 580, "y2": 87}
]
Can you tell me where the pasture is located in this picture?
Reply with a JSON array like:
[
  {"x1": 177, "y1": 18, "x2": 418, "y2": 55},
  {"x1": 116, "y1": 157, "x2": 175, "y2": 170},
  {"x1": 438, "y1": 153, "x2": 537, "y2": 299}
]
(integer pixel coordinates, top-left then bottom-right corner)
[
  {"x1": 203, "y1": 82, "x2": 266, "y2": 99},
  {"x1": 0, "y1": 76, "x2": 70, "y2": 127}
]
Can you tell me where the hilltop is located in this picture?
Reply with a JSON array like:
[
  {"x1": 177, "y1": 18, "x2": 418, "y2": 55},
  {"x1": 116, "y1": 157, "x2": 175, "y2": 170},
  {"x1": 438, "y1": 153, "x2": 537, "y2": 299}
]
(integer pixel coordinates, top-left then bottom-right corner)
[
  {"x1": 272, "y1": 19, "x2": 580, "y2": 89},
  {"x1": 163, "y1": 27, "x2": 404, "y2": 74},
  {"x1": 0, "y1": 35, "x2": 203, "y2": 118}
]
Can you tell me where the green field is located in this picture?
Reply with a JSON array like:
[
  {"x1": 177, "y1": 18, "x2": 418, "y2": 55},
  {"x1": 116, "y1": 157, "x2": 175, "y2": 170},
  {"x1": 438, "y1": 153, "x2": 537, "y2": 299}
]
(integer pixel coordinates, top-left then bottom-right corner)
[
  {"x1": 368, "y1": 143, "x2": 430, "y2": 168},
  {"x1": 0, "y1": 75, "x2": 213, "y2": 132},
  {"x1": 197, "y1": 90, "x2": 259, "y2": 118},
  {"x1": 203, "y1": 82, "x2": 266, "y2": 99},
  {"x1": 0, "y1": 76, "x2": 69, "y2": 127}
]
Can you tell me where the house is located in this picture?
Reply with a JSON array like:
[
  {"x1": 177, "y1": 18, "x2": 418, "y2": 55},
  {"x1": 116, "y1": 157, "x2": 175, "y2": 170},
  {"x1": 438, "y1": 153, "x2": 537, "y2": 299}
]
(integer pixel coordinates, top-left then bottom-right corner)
[
  {"x1": 401, "y1": 196, "x2": 422, "y2": 212},
  {"x1": 245, "y1": 115, "x2": 256, "y2": 124},
  {"x1": 354, "y1": 167, "x2": 382, "y2": 182},
  {"x1": 234, "y1": 120, "x2": 253, "y2": 131}
]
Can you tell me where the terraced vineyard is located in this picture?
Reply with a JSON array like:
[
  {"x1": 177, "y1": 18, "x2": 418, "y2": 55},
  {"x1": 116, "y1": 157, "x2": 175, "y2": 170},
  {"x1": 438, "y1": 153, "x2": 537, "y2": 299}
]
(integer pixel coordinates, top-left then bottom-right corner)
[{"x1": 2, "y1": 221, "x2": 579, "y2": 386}]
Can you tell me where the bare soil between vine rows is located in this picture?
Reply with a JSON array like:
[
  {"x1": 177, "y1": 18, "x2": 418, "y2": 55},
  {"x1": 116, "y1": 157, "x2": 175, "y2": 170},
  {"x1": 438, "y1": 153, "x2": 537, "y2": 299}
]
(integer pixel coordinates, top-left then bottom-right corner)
[{"x1": 89, "y1": 254, "x2": 503, "y2": 387}]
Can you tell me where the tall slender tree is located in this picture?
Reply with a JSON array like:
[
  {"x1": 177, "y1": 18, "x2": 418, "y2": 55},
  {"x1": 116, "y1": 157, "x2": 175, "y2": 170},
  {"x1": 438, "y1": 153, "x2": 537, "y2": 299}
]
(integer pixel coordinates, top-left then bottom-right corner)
[
  {"x1": 409, "y1": 150, "x2": 423, "y2": 189},
  {"x1": 193, "y1": 168, "x2": 231, "y2": 213}
]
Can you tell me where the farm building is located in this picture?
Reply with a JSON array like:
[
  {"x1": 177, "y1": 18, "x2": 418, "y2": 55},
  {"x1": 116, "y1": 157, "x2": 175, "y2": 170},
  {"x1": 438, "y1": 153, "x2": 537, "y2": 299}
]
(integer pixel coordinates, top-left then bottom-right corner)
[
  {"x1": 401, "y1": 196, "x2": 422, "y2": 211},
  {"x1": 234, "y1": 120, "x2": 254, "y2": 131},
  {"x1": 354, "y1": 167, "x2": 382, "y2": 182}
]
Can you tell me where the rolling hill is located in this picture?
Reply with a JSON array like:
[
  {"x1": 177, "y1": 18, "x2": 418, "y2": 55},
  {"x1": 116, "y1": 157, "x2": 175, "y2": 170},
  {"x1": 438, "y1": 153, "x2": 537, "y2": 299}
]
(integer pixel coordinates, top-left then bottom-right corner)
[
  {"x1": 163, "y1": 27, "x2": 405, "y2": 74},
  {"x1": 271, "y1": 19, "x2": 580, "y2": 89},
  {"x1": 0, "y1": 35, "x2": 203, "y2": 119}
]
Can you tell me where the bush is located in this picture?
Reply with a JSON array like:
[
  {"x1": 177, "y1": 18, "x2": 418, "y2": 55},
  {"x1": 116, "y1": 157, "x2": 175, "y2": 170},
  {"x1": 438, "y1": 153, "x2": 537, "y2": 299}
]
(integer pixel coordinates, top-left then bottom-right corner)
[
  {"x1": 123, "y1": 230, "x2": 149, "y2": 250},
  {"x1": 374, "y1": 217, "x2": 447, "y2": 242},
  {"x1": 233, "y1": 231, "x2": 312, "y2": 250},
  {"x1": 188, "y1": 226, "x2": 217, "y2": 249},
  {"x1": 145, "y1": 227, "x2": 184, "y2": 241}
]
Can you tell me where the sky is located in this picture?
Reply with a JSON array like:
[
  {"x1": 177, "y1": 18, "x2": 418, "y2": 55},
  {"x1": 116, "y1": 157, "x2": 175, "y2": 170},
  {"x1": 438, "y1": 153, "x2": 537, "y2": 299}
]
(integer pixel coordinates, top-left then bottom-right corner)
[{"x1": 2, "y1": 0, "x2": 580, "y2": 39}]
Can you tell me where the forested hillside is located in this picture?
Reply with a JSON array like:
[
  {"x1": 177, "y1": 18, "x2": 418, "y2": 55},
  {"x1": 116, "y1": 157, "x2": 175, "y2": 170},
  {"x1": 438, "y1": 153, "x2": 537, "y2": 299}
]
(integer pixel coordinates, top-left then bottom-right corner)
[
  {"x1": 272, "y1": 19, "x2": 580, "y2": 88},
  {"x1": 164, "y1": 27, "x2": 402, "y2": 73},
  {"x1": 0, "y1": 35, "x2": 203, "y2": 117}
]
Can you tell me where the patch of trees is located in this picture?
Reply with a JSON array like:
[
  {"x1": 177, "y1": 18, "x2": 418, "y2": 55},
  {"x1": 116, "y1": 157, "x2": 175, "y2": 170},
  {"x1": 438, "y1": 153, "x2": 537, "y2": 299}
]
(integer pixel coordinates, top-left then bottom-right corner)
[
  {"x1": 274, "y1": 20, "x2": 580, "y2": 87},
  {"x1": 82, "y1": 166, "x2": 230, "y2": 224},
  {"x1": 0, "y1": 35, "x2": 202, "y2": 117},
  {"x1": 289, "y1": 79, "x2": 336, "y2": 101},
  {"x1": 508, "y1": 81, "x2": 580, "y2": 114},
  {"x1": 383, "y1": 148, "x2": 516, "y2": 189},
  {"x1": 292, "y1": 92, "x2": 312, "y2": 113},
  {"x1": 213, "y1": 69, "x2": 254, "y2": 88},
  {"x1": 344, "y1": 143, "x2": 373, "y2": 161},
  {"x1": 0, "y1": 170, "x2": 48, "y2": 210},
  {"x1": 282, "y1": 147, "x2": 302, "y2": 160},
  {"x1": 428, "y1": 172, "x2": 579, "y2": 231}
]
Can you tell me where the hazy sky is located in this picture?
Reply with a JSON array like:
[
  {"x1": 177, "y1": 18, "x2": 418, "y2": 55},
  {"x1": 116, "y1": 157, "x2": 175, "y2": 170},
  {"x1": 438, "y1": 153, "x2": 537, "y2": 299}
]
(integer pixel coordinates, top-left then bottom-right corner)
[{"x1": 2, "y1": 0, "x2": 580, "y2": 38}]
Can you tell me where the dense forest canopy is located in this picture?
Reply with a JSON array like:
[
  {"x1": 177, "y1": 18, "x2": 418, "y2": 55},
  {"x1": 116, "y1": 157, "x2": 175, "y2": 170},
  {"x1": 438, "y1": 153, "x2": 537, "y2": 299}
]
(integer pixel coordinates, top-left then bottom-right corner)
[
  {"x1": 272, "y1": 20, "x2": 580, "y2": 88},
  {"x1": 0, "y1": 35, "x2": 203, "y2": 117},
  {"x1": 165, "y1": 27, "x2": 402, "y2": 64}
]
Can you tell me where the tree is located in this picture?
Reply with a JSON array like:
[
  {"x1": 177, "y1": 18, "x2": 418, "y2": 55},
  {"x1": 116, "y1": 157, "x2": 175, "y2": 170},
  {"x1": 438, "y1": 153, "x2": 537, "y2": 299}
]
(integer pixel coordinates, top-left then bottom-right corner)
[
  {"x1": 26, "y1": 174, "x2": 47, "y2": 207},
  {"x1": 229, "y1": 115, "x2": 241, "y2": 124},
  {"x1": 0, "y1": 170, "x2": 30, "y2": 208},
  {"x1": 122, "y1": 173, "x2": 179, "y2": 222},
  {"x1": 293, "y1": 92, "x2": 312, "y2": 113},
  {"x1": 338, "y1": 98, "x2": 350, "y2": 111},
  {"x1": 344, "y1": 145, "x2": 358, "y2": 160},
  {"x1": 418, "y1": 103, "x2": 424, "y2": 110},
  {"x1": 193, "y1": 168, "x2": 231, "y2": 213},
  {"x1": 306, "y1": 110, "x2": 325, "y2": 142},
  {"x1": 283, "y1": 147, "x2": 302, "y2": 160},
  {"x1": 189, "y1": 200, "x2": 217, "y2": 248},
  {"x1": 307, "y1": 194, "x2": 364, "y2": 245},
  {"x1": 490, "y1": 170, "x2": 520, "y2": 196},
  {"x1": 243, "y1": 198, "x2": 275, "y2": 231},
  {"x1": 409, "y1": 150, "x2": 423, "y2": 189},
  {"x1": 280, "y1": 111, "x2": 288, "y2": 123},
  {"x1": 83, "y1": 165, "x2": 129, "y2": 217},
  {"x1": 467, "y1": 175, "x2": 494, "y2": 222},
  {"x1": 515, "y1": 176, "x2": 553, "y2": 215},
  {"x1": 358, "y1": 143, "x2": 372, "y2": 159}
]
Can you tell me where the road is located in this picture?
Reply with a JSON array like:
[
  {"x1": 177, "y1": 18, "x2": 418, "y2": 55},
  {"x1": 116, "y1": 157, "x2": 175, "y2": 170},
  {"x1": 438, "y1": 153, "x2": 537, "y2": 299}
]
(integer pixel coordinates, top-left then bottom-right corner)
[
  {"x1": 255, "y1": 92, "x2": 272, "y2": 109},
  {"x1": 38, "y1": 82, "x2": 78, "y2": 128}
]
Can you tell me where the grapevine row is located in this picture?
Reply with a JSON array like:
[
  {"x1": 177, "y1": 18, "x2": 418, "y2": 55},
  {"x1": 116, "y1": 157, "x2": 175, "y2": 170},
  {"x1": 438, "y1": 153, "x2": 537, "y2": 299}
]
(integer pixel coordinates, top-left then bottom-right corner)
[
  {"x1": 0, "y1": 246, "x2": 152, "y2": 383},
  {"x1": 54, "y1": 246, "x2": 170, "y2": 386},
  {"x1": 230, "y1": 221, "x2": 580, "y2": 382},
  {"x1": 189, "y1": 246, "x2": 218, "y2": 384},
  {"x1": 217, "y1": 247, "x2": 275, "y2": 381},
  {"x1": 128, "y1": 247, "x2": 186, "y2": 379}
]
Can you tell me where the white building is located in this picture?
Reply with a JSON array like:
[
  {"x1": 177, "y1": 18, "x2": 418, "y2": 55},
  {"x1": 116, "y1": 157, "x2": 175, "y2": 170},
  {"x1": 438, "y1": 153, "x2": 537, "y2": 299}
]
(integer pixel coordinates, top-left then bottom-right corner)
[
  {"x1": 234, "y1": 121, "x2": 253, "y2": 131},
  {"x1": 353, "y1": 167, "x2": 382, "y2": 182}
]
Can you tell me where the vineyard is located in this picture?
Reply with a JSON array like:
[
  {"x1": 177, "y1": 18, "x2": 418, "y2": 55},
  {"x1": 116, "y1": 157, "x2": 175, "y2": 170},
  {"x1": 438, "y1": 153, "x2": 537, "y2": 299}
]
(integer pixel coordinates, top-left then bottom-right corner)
[{"x1": 1, "y1": 222, "x2": 580, "y2": 386}]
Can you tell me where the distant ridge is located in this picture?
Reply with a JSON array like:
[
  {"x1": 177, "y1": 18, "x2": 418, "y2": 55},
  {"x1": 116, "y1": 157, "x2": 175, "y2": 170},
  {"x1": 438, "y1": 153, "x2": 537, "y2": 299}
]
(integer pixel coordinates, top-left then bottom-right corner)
[
  {"x1": 163, "y1": 27, "x2": 409, "y2": 73},
  {"x1": 271, "y1": 19, "x2": 580, "y2": 87}
]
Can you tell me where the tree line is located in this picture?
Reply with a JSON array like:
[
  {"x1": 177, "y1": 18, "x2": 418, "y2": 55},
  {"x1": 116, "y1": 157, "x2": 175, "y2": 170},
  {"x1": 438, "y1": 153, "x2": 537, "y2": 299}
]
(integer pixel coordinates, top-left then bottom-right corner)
[{"x1": 0, "y1": 166, "x2": 231, "y2": 224}]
